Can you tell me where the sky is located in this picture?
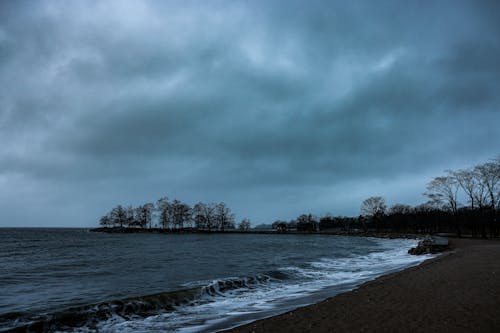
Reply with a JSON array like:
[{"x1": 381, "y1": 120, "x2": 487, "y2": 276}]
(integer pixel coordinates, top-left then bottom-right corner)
[{"x1": 1, "y1": 0, "x2": 499, "y2": 227}]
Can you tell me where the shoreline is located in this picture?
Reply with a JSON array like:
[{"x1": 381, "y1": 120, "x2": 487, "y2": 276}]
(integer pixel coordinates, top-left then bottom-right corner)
[
  {"x1": 223, "y1": 238, "x2": 500, "y2": 332},
  {"x1": 89, "y1": 226, "x2": 423, "y2": 239}
]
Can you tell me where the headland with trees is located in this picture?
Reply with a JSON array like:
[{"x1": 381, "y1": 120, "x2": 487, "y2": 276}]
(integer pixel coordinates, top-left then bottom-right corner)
[{"x1": 94, "y1": 156, "x2": 499, "y2": 238}]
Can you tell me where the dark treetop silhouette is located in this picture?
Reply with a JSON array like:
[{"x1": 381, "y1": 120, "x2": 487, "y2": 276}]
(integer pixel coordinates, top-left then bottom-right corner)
[{"x1": 97, "y1": 156, "x2": 500, "y2": 238}]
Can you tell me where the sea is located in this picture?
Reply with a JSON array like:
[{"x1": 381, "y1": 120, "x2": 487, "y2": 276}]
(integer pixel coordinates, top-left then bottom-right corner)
[{"x1": 0, "y1": 228, "x2": 433, "y2": 332}]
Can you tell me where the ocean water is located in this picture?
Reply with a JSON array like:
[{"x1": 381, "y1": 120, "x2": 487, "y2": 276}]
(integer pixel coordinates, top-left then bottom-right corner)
[{"x1": 0, "y1": 228, "x2": 432, "y2": 332}]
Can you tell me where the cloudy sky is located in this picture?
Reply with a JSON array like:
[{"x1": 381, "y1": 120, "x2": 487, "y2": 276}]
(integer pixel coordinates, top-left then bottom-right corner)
[{"x1": 1, "y1": 0, "x2": 499, "y2": 227}]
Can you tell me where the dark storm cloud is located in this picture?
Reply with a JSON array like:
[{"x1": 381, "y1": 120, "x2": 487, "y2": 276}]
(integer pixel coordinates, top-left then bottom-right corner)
[{"x1": 1, "y1": 0, "x2": 499, "y2": 226}]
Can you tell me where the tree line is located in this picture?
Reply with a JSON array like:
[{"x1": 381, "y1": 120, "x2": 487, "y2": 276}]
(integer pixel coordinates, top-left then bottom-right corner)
[
  {"x1": 99, "y1": 156, "x2": 499, "y2": 237},
  {"x1": 99, "y1": 198, "x2": 252, "y2": 231},
  {"x1": 270, "y1": 156, "x2": 499, "y2": 237}
]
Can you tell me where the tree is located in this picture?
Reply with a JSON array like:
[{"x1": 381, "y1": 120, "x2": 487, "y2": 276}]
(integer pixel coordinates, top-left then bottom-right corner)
[
  {"x1": 193, "y1": 202, "x2": 208, "y2": 230},
  {"x1": 181, "y1": 203, "x2": 194, "y2": 228},
  {"x1": 193, "y1": 202, "x2": 217, "y2": 231},
  {"x1": 360, "y1": 196, "x2": 386, "y2": 217},
  {"x1": 389, "y1": 204, "x2": 412, "y2": 215},
  {"x1": 110, "y1": 205, "x2": 127, "y2": 228},
  {"x1": 475, "y1": 161, "x2": 500, "y2": 210},
  {"x1": 475, "y1": 159, "x2": 500, "y2": 237},
  {"x1": 360, "y1": 196, "x2": 386, "y2": 231},
  {"x1": 125, "y1": 205, "x2": 136, "y2": 227},
  {"x1": 296, "y1": 214, "x2": 318, "y2": 231},
  {"x1": 136, "y1": 203, "x2": 154, "y2": 228},
  {"x1": 272, "y1": 220, "x2": 288, "y2": 229},
  {"x1": 214, "y1": 202, "x2": 235, "y2": 231},
  {"x1": 425, "y1": 176, "x2": 461, "y2": 237},
  {"x1": 157, "y1": 197, "x2": 173, "y2": 229},
  {"x1": 425, "y1": 176, "x2": 460, "y2": 213},
  {"x1": 99, "y1": 213, "x2": 112, "y2": 228},
  {"x1": 472, "y1": 168, "x2": 490, "y2": 210},
  {"x1": 452, "y1": 169, "x2": 478, "y2": 210},
  {"x1": 238, "y1": 218, "x2": 251, "y2": 231},
  {"x1": 468, "y1": 168, "x2": 490, "y2": 238},
  {"x1": 171, "y1": 200, "x2": 192, "y2": 229}
]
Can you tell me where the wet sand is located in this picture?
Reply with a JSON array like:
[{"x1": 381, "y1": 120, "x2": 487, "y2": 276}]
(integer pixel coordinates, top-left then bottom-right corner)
[{"x1": 225, "y1": 238, "x2": 500, "y2": 333}]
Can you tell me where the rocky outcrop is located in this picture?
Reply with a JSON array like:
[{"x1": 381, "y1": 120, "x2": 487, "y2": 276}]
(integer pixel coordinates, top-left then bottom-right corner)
[{"x1": 408, "y1": 236, "x2": 449, "y2": 255}]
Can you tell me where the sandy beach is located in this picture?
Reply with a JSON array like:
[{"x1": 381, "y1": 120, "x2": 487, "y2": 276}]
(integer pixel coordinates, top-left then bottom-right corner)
[{"x1": 225, "y1": 238, "x2": 500, "y2": 333}]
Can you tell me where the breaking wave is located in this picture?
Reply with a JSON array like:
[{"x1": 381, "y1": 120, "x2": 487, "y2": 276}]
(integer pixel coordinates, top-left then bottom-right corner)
[
  {"x1": 0, "y1": 274, "x2": 285, "y2": 333},
  {"x1": 1, "y1": 238, "x2": 433, "y2": 333}
]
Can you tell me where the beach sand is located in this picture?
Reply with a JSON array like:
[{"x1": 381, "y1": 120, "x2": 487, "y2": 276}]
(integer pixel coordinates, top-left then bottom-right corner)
[{"x1": 225, "y1": 238, "x2": 500, "y2": 333}]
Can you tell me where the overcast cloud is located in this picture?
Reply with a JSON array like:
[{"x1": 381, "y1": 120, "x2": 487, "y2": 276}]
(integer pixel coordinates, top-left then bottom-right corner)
[{"x1": 1, "y1": 0, "x2": 499, "y2": 227}]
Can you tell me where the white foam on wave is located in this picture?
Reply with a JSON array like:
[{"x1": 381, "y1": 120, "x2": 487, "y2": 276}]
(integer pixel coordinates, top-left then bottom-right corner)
[{"x1": 83, "y1": 238, "x2": 433, "y2": 333}]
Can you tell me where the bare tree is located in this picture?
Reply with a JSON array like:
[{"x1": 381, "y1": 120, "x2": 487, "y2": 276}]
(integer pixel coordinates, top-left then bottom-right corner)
[
  {"x1": 360, "y1": 196, "x2": 386, "y2": 217},
  {"x1": 99, "y1": 213, "x2": 112, "y2": 228},
  {"x1": 496, "y1": 156, "x2": 500, "y2": 209},
  {"x1": 193, "y1": 202, "x2": 207, "y2": 230},
  {"x1": 425, "y1": 176, "x2": 460, "y2": 213},
  {"x1": 468, "y1": 168, "x2": 491, "y2": 238},
  {"x1": 474, "y1": 159, "x2": 500, "y2": 237},
  {"x1": 389, "y1": 204, "x2": 412, "y2": 215},
  {"x1": 193, "y1": 202, "x2": 217, "y2": 231},
  {"x1": 475, "y1": 161, "x2": 500, "y2": 210},
  {"x1": 125, "y1": 206, "x2": 135, "y2": 227},
  {"x1": 110, "y1": 205, "x2": 127, "y2": 228},
  {"x1": 238, "y1": 218, "x2": 251, "y2": 231},
  {"x1": 471, "y1": 169, "x2": 489, "y2": 209},
  {"x1": 182, "y1": 204, "x2": 194, "y2": 228},
  {"x1": 452, "y1": 169, "x2": 477, "y2": 209},
  {"x1": 171, "y1": 200, "x2": 192, "y2": 229},
  {"x1": 136, "y1": 203, "x2": 154, "y2": 228},
  {"x1": 425, "y1": 176, "x2": 461, "y2": 237},
  {"x1": 157, "y1": 197, "x2": 173, "y2": 230},
  {"x1": 215, "y1": 202, "x2": 235, "y2": 231}
]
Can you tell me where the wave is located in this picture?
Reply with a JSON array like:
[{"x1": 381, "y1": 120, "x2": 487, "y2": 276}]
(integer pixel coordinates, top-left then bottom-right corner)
[
  {"x1": 0, "y1": 274, "x2": 286, "y2": 333},
  {"x1": 2, "y1": 239, "x2": 432, "y2": 333}
]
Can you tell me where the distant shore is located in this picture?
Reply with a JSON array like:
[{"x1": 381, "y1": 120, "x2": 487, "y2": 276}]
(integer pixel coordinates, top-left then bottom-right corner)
[
  {"x1": 224, "y1": 238, "x2": 500, "y2": 333},
  {"x1": 89, "y1": 226, "x2": 422, "y2": 239}
]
